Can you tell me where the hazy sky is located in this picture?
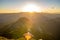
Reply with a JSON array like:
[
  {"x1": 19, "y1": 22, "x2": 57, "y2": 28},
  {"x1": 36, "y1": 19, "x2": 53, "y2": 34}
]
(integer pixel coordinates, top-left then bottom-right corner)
[{"x1": 0, "y1": 0, "x2": 60, "y2": 13}]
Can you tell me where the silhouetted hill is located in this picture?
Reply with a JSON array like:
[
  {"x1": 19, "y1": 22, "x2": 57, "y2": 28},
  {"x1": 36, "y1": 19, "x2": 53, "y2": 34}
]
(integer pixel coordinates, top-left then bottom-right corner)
[{"x1": 30, "y1": 13, "x2": 60, "y2": 40}]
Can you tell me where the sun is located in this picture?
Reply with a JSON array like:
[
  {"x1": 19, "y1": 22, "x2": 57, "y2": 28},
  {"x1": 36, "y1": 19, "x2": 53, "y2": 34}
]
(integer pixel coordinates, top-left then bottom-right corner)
[{"x1": 21, "y1": 4, "x2": 41, "y2": 12}]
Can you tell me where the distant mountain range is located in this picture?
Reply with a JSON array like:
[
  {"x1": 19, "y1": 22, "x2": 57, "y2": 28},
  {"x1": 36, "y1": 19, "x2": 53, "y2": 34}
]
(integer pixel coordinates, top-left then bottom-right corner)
[{"x1": 0, "y1": 12, "x2": 60, "y2": 40}]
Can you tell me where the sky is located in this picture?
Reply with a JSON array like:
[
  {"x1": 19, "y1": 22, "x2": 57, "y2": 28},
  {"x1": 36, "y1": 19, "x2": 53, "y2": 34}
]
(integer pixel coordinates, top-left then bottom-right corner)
[{"x1": 0, "y1": 0, "x2": 60, "y2": 13}]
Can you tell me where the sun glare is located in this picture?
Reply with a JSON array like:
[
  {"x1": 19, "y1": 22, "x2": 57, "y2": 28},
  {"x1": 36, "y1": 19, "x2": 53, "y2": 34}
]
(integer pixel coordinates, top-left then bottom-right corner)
[{"x1": 21, "y1": 4, "x2": 41, "y2": 12}]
